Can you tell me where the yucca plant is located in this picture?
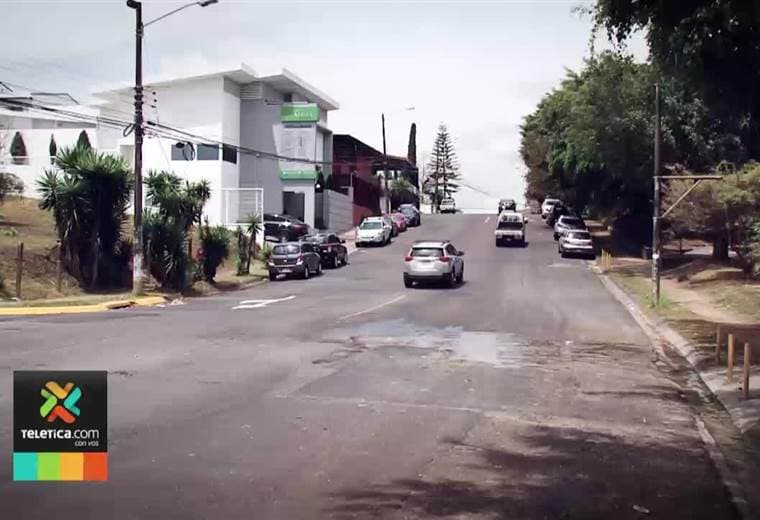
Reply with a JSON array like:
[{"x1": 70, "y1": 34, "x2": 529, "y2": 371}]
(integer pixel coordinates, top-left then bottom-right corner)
[
  {"x1": 244, "y1": 212, "x2": 262, "y2": 273},
  {"x1": 199, "y1": 223, "x2": 231, "y2": 281},
  {"x1": 235, "y1": 226, "x2": 249, "y2": 276}
]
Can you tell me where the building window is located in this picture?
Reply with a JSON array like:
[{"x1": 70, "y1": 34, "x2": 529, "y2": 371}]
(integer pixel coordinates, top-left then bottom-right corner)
[
  {"x1": 197, "y1": 144, "x2": 220, "y2": 161},
  {"x1": 283, "y1": 93, "x2": 293, "y2": 102},
  {"x1": 171, "y1": 143, "x2": 193, "y2": 161},
  {"x1": 222, "y1": 145, "x2": 237, "y2": 164}
]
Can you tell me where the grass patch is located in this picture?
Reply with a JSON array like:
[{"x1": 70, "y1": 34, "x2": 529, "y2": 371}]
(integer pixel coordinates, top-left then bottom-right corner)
[
  {"x1": 609, "y1": 270, "x2": 684, "y2": 317},
  {"x1": 705, "y1": 282, "x2": 760, "y2": 321}
]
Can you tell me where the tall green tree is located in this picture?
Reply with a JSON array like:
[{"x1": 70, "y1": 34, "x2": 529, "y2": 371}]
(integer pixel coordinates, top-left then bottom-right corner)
[
  {"x1": 426, "y1": 123, "x2": 460, "y2": 208},
  {"x1": 49, "y1": 134, "x2": 57, "y2": 164},
  {"x1": 590, "y1": 0, "x2": 760, "y2": 161},
  {"x1": 244, "y1": 212, "x2": 262, "y2": 274},
  {"x1": 37, "y1": 146, "x2": 134, "y2": 289},
  {"x1": 407, "y1": 123, "x2": 417, "y2": 165},
  {"x1": 76, "y1": 130, "x2": 92, "y2": 150},
  {"x1": 10, "y1": 131, "x2": 26, "y2": 164}
]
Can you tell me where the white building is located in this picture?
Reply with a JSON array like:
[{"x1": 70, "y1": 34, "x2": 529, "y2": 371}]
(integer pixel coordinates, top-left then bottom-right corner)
[{"x1": 0, "y1": 64, "x2": 339, "y2": 228}]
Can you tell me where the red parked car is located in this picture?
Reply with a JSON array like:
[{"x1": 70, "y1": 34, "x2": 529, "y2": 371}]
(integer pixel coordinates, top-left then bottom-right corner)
[{"x1": 390, "y1": 212, "x2": 408, "y2": 232}]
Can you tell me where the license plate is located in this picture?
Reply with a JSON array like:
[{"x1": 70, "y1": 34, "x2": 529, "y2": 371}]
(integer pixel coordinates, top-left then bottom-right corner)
[{"x1": 279, "y1": 268, "x2": 292, "y2": 273}]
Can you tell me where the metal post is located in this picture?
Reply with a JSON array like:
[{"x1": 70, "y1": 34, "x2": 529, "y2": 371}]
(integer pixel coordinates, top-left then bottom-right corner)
[
  {"x1": 727, "y1": 333, "x2": 735, "y2": 382},
  {"x1": 130, "y1": 0, "x2": 145, "y2": 296},
  {"x1": 381, "y1": 113, "x2": 390, "y2": 213},
  {"x1": 743, "y1": 342, "x2": 751, "y2": 399},
  {"x1": 715, "y1": 325, "x2": 722, "y2": 365},
  {"x1": 651, "y1": 83, "x2": 662, "y2": 305},
  {"x1": 55, "y1": 239, "x2": 62, "y2": 292},
  {"x1": 15, "y1": 242, "x2": 23, "y2": 299}
]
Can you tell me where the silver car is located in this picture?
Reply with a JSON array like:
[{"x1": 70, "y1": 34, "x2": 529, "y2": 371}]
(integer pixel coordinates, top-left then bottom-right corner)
[
  {"x1": 558, "y1": 230, "x2": 595, "y2": 258},
  {"x1": 403, "y1": 240, "x2": 465, "y2": 288},
  {"x1": 553, "y1": 215, "x2": 586, "y2": 240}
]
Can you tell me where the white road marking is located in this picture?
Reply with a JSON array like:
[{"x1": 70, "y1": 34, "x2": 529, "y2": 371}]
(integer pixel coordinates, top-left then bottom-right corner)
[
  {"x1": 484, "y1": 216, "x2": 491, "y2": 224},
  {"x1": 233, "y1": 295, "x2": 296, "y2": 310},
  {"x1": 336, "y1": 294, "x2": 406, "y2": 321}
]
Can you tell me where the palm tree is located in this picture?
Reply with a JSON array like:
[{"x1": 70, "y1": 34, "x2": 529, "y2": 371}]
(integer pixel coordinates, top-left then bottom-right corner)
[
  {"x1": 244, "y1": 212, "x2": 263, "y2": 273},
  {"x1": 38, "y1": 146, "x2": 133, "y2": 289}
]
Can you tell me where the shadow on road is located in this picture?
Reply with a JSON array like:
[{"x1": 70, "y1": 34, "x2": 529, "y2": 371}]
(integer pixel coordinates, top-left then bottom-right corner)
[{"x1": 325, "y1": 425, "x2": 736, "y2": 519}]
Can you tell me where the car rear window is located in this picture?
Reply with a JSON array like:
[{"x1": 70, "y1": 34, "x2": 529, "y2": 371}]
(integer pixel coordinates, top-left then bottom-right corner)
[
  {"x1": 411, "y1": 247, "x2": 444, "y2": 257},
  {"x1": 562, "y1": 217, "x2": 583, "y2": 226},
  {"x1": 544, "y1": 199, "x2": 560, "y2": 205},
  {"x1": 568, "y1": 231, "x2": 591, "y2": 240},
  {"x1": 272, "y1": 244, "x2": 299, "y2": 255},
  {"x1": 498, "y1": 220, "x2": 523, "y2": 230},
  {"x1": 361, "y1": 221, "x2": 382, "y2": 230},
  {"x1": 303, "y1": 235, "x2": 326, "y2": 243}
]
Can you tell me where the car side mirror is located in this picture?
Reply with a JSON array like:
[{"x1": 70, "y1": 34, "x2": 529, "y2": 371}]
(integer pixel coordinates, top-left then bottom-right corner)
[
  {"x1": 523, "y1": 217, "x2": 529, "y2": 224},
  {"x1": 458, "y1": 250, "x2": 465, "y2": 256},
  {"x1": 340, "y1": 238, "x2": 346, "y2": 244}
]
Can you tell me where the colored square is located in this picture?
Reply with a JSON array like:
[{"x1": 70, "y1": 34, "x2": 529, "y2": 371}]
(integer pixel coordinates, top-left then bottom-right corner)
[
  {"x1": 13, "y1": 452, "x2": 37, "y2": 481},
  {"x1": 59, "y1": 452, "x2": 83, "y2": 481},
  {"x1": 37, "y1": 453, "x2": 60, "y2": 481},
  {"x1": 83, "y1": 452, "x2": 108, "y2": 481}
]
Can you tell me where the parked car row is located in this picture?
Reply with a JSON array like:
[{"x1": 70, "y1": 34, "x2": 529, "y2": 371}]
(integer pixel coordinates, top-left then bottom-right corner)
[
  {"x1": 267, "y1": 232, "x2": 349, "y2": 280},
  {"x1": 357, "y1": 204, "x2": 422, "y2": 247},
  {"x1": 551, "y1": 212, "x2": 595, "y2": 259}
]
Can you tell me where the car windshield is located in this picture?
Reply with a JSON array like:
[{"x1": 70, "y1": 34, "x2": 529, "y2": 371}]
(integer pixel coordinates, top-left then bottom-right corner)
[
  {"x1": 544, "y1": 199, "x2": 560, "y2": 205},
  {"x1": 498, "y1": 220, "x2": 523, "y2": 230},
  {"x1": 411, "y1": 247, "x2": 444, "y2": 257},
  {"x1": 272, "y1": 244, "x2": 299, "y2": 255},
  {"x1": 360, "y1": 221, "x2": 383, "y2": 230},
  {"x1": 569, "y1": 231, "x2": 591, "y2": 240},
  {"x1": 303, "y1": 235, "x2": 327, "y2": 243},
  {"x1": 561, "y1": 218, "x2": 583, "y2": 227}
]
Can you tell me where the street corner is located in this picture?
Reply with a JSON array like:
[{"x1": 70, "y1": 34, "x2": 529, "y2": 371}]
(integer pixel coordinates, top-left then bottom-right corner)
[{"x1": 0, "y1": 294, "x2": 170, "y2": 317}]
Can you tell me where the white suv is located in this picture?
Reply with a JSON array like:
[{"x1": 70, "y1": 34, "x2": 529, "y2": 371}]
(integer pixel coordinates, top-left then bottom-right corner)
[
  {"x1": 439, "y1": 198, "x2": 456, "y2": 214},
  {"x1": 403, "y1": 241, "x2": 465, "y2": 288},
  {"x1": 541, "y1": 198, "x2": 561, "y2": 219}
]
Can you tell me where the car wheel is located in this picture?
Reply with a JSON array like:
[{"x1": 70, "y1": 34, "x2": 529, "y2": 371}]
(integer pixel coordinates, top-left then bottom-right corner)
[
  {"x1": 403, "y1": 275, "x2": 413, "y2": 288},
  {"x1": 303, "y1": 265, "x2": 310, "y2": 279},
  {"x1": 456, "y1": 266, "x2": 464, "y2": 284},
  {"x1": 340, "y1": 251, "x2": 348, "y2": 265},
  {"x1": 316, "y1": 262, "x2": 322, "y2": 275},
  {"x1": 447, "y1": 270, "x2": 456, "y2": 288},
  {"x1": 268, "y1": 271, "x2": 277, "y2": 281},
  {"x1": 553, "y1": 233, "x2": 559, "y2": 241}
]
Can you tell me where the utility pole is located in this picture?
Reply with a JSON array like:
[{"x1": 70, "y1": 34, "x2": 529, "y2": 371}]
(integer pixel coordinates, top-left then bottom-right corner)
[
  {"x1": 127, "y1": 0, "x2": 145, "y2": 295},
  {"x1": 651, "y1": 84, "x2": 661, "y2": 305},
  {"x1": 381, "y1": 113, "x2": 390, "y2": 213}
]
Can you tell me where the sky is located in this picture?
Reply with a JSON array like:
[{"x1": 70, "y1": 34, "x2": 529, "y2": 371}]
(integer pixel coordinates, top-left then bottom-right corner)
[{"x1": 0, "y1": 0, "x2": 647, "y2": 209}]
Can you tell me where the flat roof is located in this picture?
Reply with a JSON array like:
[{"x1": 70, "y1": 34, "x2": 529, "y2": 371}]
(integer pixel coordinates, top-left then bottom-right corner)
[{"x1": 93, "y1": 63, "x2": 338, "y2": 111}]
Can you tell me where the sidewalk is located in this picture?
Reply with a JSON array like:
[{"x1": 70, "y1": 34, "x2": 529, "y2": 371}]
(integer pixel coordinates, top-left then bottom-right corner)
[
  {"x1": 596, "y1": 255, "x2": 760, "y2": 439},
  {"x1": 0, "y1": 294, "x2": 168, "y2": 316}
]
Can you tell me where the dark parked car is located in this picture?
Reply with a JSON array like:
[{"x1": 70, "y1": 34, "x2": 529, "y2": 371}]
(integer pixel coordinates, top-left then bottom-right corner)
[
  {"x1": 302, "y1": 233, "x2": 348, "y2": 268},
  {"x1": 546, "y1": 203, "x2": 569, "y2": 227},
  {"x1": 498, "y1": 198, "x2": 517, "y2": 213},
  {"x1": 263, "y1": 213, "x2": 310, "y2": 242},
  {"x1": 397, "y1": 204, "x2": 421, "y2": 226},
  {"x1": 267, "y1": 241, "x2": 322, "y2": 280}
]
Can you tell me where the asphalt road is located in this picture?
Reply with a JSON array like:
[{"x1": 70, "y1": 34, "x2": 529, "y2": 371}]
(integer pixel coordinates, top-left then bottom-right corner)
[{"x1": 0, "y1": 214, "x2": 738, "y2": 519}]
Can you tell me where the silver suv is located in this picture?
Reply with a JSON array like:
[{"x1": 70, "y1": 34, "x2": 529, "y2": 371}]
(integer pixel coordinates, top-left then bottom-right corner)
[{"x1": 403, "y1": 240, "x2": 465, "y2": 288}]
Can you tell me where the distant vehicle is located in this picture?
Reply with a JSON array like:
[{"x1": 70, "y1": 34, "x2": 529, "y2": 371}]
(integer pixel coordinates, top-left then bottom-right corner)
[
  {"x1": 541, "y1": 198, "x2": 561, "y2": 220},
  {"x1": 267, "y1": 241, "x2": 322, "y2": 280},
  {"x1": 301, "y1": 232, "x2": 348, "y2": 268},
  {"x1": 357, "y1": 217, "x2": 392, "y2": 246},
  {"x1": 558, "y1": 230, "x2": 595, "y2": 258},
  {"x1": 494, "y1": 211, "x2": 527, "y2": 247},
  {"x1": 403, "y1": 240, "x2": 465, "y2": 288},
  {"x1": 546, "y1": 203, "x2": 568, "y2": 227},
  {"x1": 397, "y1": 204, "x2": 421, "y2": 226},
  {"x1": 553, "y1": 215, "x2": 587, "y2": 240},
  {"x1": 263, "y1": 213, "x2": 310, "y2": 242},
  {"x1": 498, "y1": 199, "x2": 517, "y2": 213},
  {"x1": 528, "y1": 200, "x2": 541, "y2": 214},
  {"x1": 383, "y1": 214, "x2": 399, "y2": 237},
  {"x1": 439, "y1": 198, "x2": 456, "y2": 214},
  {"x1": 390, "y1": 212, "x2": 408, "y2": 232}
]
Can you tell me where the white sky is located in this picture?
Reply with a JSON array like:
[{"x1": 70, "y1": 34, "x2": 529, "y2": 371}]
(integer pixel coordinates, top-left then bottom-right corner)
[{"x1": 0, "y1": 0, "x2": 647, "y2": 209}]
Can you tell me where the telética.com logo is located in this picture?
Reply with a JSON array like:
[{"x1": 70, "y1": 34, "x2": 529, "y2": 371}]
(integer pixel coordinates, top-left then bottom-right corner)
[{"x1": 40, "y1": 382, "x2": 82, "y2": 424}]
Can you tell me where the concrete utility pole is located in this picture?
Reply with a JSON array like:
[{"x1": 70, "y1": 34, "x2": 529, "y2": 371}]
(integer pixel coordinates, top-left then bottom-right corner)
[
  {"x1": 381, "y1": 113, "x2": 389, "y2": 213},
  {"x1": 651, "y1": 84, "x2": 662, "y2": 305},
  {"x1": 126, "y1": 0, "x2": 218, "y2": 295}
]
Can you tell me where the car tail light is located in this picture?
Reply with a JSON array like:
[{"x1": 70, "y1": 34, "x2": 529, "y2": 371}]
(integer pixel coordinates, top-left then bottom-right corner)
[
  {"x1": 404, "y1": 255, "x2": 413, "y2": 262},
  {"x1": 438, "y1": 256, "x2": 451, "y2": 263}
]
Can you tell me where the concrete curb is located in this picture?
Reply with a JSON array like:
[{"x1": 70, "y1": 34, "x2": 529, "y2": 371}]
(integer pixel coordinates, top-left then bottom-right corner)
[
  {"x1": 595, "y1": 268, "x2": 754, "y2": 520},
  {"x1": 0, "y1": 295, "x2": 168, "y2": 317}
]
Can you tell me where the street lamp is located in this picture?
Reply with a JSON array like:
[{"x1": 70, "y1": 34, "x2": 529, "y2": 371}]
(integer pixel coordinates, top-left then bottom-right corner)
[
  {"x1": 126, "y1": 0, "x2": 218, "y2": 295},
  {"x1": 381, "y1": 106, "x2": 415, "y2": 213}
]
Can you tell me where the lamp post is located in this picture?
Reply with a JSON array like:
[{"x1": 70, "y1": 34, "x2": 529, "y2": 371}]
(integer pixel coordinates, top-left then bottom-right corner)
[
  {"x1": 126, "y1": 0, "x2": 218, "y2": 295},
  {"x1": 381, "y1": 107, "x2": 414, "y2": 213}
]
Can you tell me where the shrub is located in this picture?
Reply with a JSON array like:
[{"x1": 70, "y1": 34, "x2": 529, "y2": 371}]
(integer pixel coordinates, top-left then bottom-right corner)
[
  {"x1": 199, "y1": 223, "x2": 230, "y2": 281},
  {"x1": 235, "y1": 226, "x2": 249, "y2": 276},
  {"x1": 0, "y1": 172, "x2": 24, "y2": 202}
]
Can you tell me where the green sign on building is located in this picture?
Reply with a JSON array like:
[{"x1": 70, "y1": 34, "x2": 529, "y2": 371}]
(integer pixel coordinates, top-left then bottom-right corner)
[
  {"x1": 280, "y1": 170, "x2": 317, "y2": 181},
  {"x1": 280, "y1": 104, "x2": 320, "y2": 123}
]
